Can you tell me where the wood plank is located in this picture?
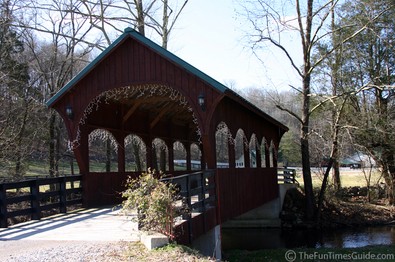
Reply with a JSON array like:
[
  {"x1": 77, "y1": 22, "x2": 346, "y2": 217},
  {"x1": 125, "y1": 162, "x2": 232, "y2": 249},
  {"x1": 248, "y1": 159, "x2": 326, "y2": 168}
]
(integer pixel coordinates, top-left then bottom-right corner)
[
  {"x1": 149, "y1": 102, "x2": 172, "y2": 129},
  {"x1": 122, "y1": 100, "x2": 143, "y2": 123}
]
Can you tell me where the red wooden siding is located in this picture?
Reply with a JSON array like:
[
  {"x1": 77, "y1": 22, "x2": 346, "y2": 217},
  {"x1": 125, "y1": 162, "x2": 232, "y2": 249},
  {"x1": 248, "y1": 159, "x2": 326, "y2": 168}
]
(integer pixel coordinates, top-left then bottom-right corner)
[
  {"x1": 216, "y1": 168, "x2": 278, "y2": 223},
  {"x1": 83, "y1": 172, "x2": 137, "y2": 207}
]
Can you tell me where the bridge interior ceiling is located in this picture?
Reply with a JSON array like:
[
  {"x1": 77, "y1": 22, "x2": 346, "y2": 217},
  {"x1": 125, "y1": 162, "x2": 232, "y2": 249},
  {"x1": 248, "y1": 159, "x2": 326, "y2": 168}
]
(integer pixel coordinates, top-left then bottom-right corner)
[{"x1": 84, "y1": 85, "x2": 199, "y2": 143}]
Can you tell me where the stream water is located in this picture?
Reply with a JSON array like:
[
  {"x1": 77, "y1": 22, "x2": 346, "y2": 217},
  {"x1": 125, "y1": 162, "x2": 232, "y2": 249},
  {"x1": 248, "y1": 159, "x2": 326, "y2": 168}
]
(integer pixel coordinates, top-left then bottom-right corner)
[{"x1": 221, "y1": 226, "x2": 395, "y2": 250}]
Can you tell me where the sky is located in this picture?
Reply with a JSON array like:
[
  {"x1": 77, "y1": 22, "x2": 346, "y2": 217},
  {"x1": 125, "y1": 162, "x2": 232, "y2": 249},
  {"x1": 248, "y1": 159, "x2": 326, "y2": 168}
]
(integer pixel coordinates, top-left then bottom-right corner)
[
  {"x1": 166, "y1": 0, "x2": 301, "y2": 92},
  {"x1": 34, "y1": 0, "x2": 301, "y2": 92}
]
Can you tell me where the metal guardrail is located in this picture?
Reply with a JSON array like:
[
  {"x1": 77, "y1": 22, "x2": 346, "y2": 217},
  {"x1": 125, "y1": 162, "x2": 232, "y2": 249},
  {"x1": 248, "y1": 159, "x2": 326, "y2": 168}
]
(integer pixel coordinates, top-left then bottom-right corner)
[
  {"x1": 277, "y1": 168, "x2": 298, "y2": 184},
  {"x1": 0, "y1": 175, "x2": 83, "y2": 228}
]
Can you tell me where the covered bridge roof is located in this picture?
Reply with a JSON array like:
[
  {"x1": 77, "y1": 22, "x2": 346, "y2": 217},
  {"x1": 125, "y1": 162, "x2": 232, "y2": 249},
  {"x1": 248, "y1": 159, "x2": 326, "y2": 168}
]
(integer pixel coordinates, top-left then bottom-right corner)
[
  {"x1": 47, "y1": 28, "x2": 287, "y2": 133},
  {"x1": 47, "y1": 27, "x2": 288, "y2": 172}
]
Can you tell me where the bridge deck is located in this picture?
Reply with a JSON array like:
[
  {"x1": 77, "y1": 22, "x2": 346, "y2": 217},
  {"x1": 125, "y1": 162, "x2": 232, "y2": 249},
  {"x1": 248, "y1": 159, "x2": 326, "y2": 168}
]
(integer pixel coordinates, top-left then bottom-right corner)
[{"x1": 0, "y1": 207, "x2": 139, "y2": 242}]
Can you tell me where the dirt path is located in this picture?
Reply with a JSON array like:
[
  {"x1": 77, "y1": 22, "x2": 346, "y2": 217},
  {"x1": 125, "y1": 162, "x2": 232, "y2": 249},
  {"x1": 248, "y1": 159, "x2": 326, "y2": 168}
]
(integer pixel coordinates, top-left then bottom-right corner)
[
  {"x1": 0, "y1": 240, "x2": 129, "y2": 261},
  {"x1": 0, "y1": 208, "x2": 139, "y2": 261}
]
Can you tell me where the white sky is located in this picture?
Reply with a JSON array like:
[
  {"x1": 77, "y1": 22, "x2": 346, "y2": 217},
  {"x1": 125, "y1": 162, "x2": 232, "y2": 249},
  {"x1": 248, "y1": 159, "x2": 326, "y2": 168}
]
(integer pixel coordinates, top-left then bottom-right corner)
[{"x1": 167, "y1": 0, "x2": 301, "y2": 92}]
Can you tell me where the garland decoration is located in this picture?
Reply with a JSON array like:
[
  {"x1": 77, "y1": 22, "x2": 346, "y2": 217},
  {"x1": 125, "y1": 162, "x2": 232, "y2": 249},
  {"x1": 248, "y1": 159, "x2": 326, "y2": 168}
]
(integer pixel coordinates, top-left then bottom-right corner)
[{"x1": 68, "y1": 84, "x2": 201, "y2": 150}]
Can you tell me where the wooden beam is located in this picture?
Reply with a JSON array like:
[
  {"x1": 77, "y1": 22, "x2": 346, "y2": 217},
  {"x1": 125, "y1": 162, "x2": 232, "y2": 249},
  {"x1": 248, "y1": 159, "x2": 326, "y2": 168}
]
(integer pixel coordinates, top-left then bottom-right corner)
[
  {"x1": 122, "y1": 97, "x2": 172, "y2": 124},
  {"x1": 122, "y1": 101, "x2": 143, "y2": 124},
  {"x1": 150, "y1": 103, "x2": 172, "y2": 129}
]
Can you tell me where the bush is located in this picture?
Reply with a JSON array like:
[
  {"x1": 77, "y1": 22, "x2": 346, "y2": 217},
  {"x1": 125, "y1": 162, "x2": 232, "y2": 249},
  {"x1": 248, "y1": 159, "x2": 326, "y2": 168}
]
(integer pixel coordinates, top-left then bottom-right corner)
[{"x1": 121, "y1": 168, "x2": 184, "y2": 240}]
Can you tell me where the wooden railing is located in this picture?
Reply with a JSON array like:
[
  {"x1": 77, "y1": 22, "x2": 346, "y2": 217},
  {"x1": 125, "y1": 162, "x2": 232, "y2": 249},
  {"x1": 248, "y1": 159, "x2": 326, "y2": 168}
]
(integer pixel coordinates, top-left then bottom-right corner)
[
  {"x1": 277, "y1": 168, "x2": 298, "y2": 184},
  {"x1": 0, "y1": 175, "x2": 83, "y2": 228},
  {"x1": 161, "y1": 169, "x2": 216, "y2": 215},
  {"x1": 161, "y1": 170, "x2": 217, "y2": 244}
]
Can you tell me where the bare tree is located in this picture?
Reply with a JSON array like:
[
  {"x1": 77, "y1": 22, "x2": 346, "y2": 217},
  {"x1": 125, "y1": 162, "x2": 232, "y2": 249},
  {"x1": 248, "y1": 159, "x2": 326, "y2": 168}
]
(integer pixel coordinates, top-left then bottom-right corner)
[
  {"x1": 239, "y1": 0, "x2": 379, "y2": 220},
  {"x1": 0, "y1": 0, "x2": 39, "y2": 179},
  {"x1": 20, "y1": 0, "x2": 93, "y2": 177},
  {"x1": 76, "y1": 0, "x2": 189, "y2": 47},
  {"x1": 5, "y1": 0, "x2": 188, "y2": 178}
]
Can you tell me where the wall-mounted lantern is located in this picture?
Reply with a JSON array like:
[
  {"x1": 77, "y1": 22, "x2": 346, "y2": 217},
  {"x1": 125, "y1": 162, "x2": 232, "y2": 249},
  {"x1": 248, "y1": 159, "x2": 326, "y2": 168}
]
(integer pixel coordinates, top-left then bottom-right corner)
[
  {"x1": 66, "y1": 105, "x2": 74, "y2": 119},
  {"x1": 198, "y1": 93, "x2": 206, "y2": 111}
]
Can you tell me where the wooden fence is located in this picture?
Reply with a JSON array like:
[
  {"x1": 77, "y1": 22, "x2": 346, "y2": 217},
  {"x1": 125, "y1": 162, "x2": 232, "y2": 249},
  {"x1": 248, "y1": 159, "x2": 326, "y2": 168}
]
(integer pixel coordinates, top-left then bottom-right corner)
[
  {"x1": 277, "y1": 168, "x2": 298, "y2": 184},
  {"x1": 0, "y1": 175, "x2": 83, "y2": 228}
]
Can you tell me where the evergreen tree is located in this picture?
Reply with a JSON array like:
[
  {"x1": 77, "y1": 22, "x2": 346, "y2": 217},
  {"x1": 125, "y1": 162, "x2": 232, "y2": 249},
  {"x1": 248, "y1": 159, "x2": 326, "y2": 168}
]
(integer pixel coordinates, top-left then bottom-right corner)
[
  {"x1": 339, "y1": 0, "x2": 395, "y2": 203},
  {"x1": 0, "y1": 0, "x2": 31, "y2": 178}
]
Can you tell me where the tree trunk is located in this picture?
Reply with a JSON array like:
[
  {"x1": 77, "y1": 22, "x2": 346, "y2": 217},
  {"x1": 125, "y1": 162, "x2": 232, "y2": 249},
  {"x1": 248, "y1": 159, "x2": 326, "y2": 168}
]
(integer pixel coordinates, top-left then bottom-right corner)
[
  {"x1": 162, "y1": 0, "x2": 169, "y2": 49},
  {"x1": 382, "y1": 155, "x2": 395, "y2": 204},
  {"x1": 160, "y1": 148, "x2": 166, "y2": 171},
  {"x1": 136, "y1": 0, "x2": 145, "y2": 35},
  {"x1": 316, "y1": 99, "x2": 346, "y2": 222},
  {"x1": 330, "y1": 0, "x2": 341, "y2": 191},
  {"x1": 14, "y1": 102, "x2": 29, "y2": 180},
  {"x1": 300, "y1": 133, "x2": 315, "y2": 220},
  {"x1": 133, "y1": 142, "x2": 141, "y2": 171},
  {"x1": 152, "y1": 145, "x2": 158, "y2": 171},
  {"x1": 299, "y1": 0, "x2": 316, "y2": 221},
  {"x1": 316, "y1": 158, "x2": 334, "y2": 223},
  {"x1": 300, "y1": 87, "x2": 315, "y2": 220},
  {"x1": 106, "y1": 138, "x2": 111, "y2": 172},
  {"x1": 332, "y1": 153, "x2": 341, "y2": 190},
  {"x1": 55, "y1": 118, "x2": 62, "y2": 177},
  {"x1": 49, "y1": 112, "x2": 56, "y2": 178}
]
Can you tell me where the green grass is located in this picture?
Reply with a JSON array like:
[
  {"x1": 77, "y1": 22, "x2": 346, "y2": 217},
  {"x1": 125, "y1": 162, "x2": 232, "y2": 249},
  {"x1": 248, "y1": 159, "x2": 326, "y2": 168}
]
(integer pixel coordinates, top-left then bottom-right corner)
[
  {"x1": 121, "y1": 244, "x2": 395, "y2": 261},
  {"x1": 123, "y1": 242, "x2": 215, "y2": 261},
  {"x1": 0, "y1": 160, "x2": 80, "y2": 178},
  {"x1": 224, "y1": 245, "x2": 395, "y2": 262},
  {"x1": 295, "y1": 168, "x2": 384, "y2": 189}
]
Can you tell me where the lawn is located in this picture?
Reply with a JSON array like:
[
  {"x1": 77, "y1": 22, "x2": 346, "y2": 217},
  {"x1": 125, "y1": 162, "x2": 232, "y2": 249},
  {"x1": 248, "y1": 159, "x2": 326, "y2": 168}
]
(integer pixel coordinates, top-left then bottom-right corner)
[{"x1": 294, "y1": 167, "x2": 384, "y2": 188}]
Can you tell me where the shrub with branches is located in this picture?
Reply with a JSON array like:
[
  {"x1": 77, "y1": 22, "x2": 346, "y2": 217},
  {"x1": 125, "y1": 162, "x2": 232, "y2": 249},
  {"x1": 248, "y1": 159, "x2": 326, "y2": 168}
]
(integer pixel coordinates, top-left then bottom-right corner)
[{"x1": 121, "y1": 169, "x2": 185, "y2": 240}]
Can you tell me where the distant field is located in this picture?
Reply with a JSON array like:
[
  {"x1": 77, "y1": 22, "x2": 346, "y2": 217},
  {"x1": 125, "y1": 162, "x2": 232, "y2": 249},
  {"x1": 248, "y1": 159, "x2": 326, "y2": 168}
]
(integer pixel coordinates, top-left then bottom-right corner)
[
  {"x1": 0, "y1": 160, "x2": 80, "y2": 178},
  {"x1": 0, "y1": 160, "x2": 185, "y2": 179},
  {"x1": 294, "y1": 167, "x2": 384, "y2": 188},
  {"x1": 1, "y1": 161, "x2": 384, "y2": 190}
]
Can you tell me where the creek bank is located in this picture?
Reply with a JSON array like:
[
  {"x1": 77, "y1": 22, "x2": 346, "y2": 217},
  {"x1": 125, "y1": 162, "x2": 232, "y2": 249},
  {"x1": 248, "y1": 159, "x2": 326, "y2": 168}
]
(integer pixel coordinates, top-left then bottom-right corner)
[{"x1": 280, "y1": 187, "x2": 395, "y2": 229}]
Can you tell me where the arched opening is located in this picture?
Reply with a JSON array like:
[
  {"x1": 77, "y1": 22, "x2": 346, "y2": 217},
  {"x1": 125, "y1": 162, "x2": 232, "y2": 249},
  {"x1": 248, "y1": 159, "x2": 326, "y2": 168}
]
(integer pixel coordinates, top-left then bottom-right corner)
[
  {"x1": 78, "y1": 84, "x2": 202, "y2": 174},
  {"x1": 88, "y1": 129, "x2": 118, "y2": 172},
  {"x1": 235, "y1": 129, "x2": 246, "y2": 168},
  {"x1": 215, "y1": 122, "x2": 230, "y2": 168},
  {"x1": 190, "y1": 143, "x2": 202, "y2": 170},
  {"x1": 152, "y1": 138, "x2": 168, "y2": 172},
  {"x1": 249, "y1": 134, "x2": 258, "y2": 168},
  {"x1": 125, "y1": 134, "x2": 146, "y2": 172},
  {"x1": 173, "y1": 141, "x2": 187, "y2": 171}
]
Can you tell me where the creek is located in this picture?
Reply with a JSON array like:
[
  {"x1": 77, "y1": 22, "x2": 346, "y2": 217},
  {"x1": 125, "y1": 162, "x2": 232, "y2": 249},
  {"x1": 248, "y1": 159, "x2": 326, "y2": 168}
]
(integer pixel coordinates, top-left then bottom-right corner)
[{"x1": 221, "y1": 226, "x2": 395, "y2": 250}]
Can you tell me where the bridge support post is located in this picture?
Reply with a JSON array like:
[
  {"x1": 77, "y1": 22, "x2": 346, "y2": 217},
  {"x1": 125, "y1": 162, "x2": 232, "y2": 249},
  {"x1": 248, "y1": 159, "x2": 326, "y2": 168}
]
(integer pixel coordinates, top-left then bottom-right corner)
[{"x1": 191, "y1": 225, "x2": 221, "y2": 260}]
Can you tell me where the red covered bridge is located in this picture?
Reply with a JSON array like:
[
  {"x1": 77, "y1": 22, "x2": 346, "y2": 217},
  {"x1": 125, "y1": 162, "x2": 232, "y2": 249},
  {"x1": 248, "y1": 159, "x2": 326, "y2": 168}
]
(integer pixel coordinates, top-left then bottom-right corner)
[{"x1": 46, "y1": 28, "x2": 288, "y2": 246}]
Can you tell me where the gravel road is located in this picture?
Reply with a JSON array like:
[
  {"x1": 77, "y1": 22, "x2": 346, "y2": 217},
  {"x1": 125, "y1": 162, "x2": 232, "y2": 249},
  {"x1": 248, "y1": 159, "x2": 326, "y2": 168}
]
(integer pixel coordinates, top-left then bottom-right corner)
[{"x1": 0, "y1": 240, "x2": 130, "y2": 262}]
